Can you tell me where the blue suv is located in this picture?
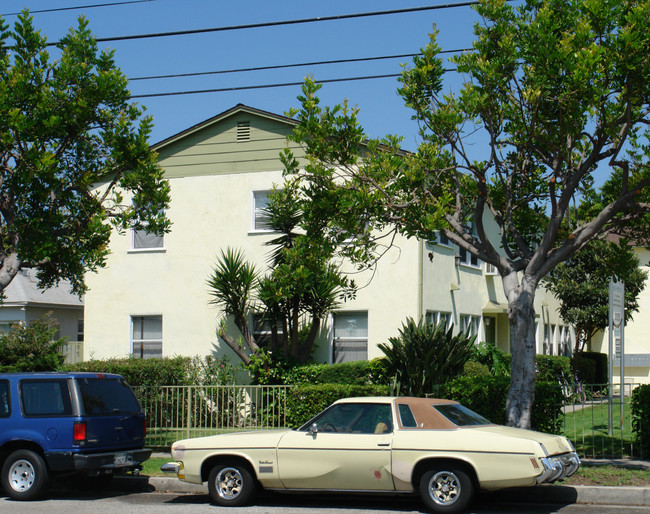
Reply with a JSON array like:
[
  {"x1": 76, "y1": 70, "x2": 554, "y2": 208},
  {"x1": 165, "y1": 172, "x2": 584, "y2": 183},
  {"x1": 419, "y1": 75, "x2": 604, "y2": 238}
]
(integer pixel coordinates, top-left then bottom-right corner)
[{"x1": 0, "y1": 372, "x2": 151, "y2": 500}]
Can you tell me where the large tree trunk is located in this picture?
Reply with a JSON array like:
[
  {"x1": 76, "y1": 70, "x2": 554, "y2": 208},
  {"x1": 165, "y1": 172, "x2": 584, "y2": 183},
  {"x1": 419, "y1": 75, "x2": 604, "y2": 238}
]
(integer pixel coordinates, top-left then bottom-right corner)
[{"x1": 503, "y1": 272, "x2": 538, "y2": 429}]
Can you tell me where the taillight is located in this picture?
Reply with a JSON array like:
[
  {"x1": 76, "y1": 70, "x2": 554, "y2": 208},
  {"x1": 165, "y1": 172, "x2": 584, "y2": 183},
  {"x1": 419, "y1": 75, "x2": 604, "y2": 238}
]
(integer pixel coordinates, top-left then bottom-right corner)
[{"x1": 73, "y1": 421, "x2": 87, "y2": 444}]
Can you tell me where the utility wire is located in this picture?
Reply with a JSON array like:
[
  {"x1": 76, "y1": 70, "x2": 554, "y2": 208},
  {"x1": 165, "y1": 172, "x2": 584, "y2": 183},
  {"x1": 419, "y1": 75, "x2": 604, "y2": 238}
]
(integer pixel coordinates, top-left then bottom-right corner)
[
  {"x1": 128, "y1": 48, "x2": 469, "y2": 82},
  {"x1": 49, "y1": 2, "x2": 482, "y2": 45},
  {"x1": 129, "y1": 69, "x2": 456, "y2": 99},
  {"x1": 2, "y1": 0, "x2": 157, "y2": 17}
]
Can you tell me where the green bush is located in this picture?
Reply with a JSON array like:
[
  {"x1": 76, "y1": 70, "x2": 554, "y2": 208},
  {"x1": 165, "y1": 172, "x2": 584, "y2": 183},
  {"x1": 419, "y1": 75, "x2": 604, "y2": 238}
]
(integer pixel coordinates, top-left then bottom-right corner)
[
  {"x1": 441, "y1": 376, "x2": 563, "y2": 433},
  {"x1": 535, "y1": 354, "x2": 571, "y2": 382},
  {"x1": 462, "y1": 360, "x2": 492, "y2": 378},
  {"x1": 378, "y1": 318, "x2": 475, "y2": 396},
  {"x1": 284, "y1": 359, "x2": 389, "y2": 385},
  {"x1": 0, "y1": 314, "x2": 65, "y2": 372},
  {"x1": 470, "y1": 342, "x2": 511, "y2": 376},
  {"x1": 63, "y1": 355, "x2": 240, "y2": 386},
  {"x1": 285, "y1": 384, "x2": 389, "y2": 428},
  {"x1": 573, "y1": 352, "x2": 608, "y2": 385},
  {"x1": 631, "y1": 384, "x2": 650, "y2": 459}
]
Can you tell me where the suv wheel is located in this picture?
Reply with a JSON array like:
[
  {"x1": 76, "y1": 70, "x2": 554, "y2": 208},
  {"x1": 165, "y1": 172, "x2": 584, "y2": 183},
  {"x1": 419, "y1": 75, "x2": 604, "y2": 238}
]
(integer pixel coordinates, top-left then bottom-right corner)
[{"x1": 1, "y1": 449, "x2": 50, "y2": 501}]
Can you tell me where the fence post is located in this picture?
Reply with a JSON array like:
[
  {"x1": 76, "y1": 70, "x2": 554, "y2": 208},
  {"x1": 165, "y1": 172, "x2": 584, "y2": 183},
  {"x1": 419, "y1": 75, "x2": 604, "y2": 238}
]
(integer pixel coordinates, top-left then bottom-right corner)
[{"x1": 186, "y1": 386, "x2": 193, "y2": 440}]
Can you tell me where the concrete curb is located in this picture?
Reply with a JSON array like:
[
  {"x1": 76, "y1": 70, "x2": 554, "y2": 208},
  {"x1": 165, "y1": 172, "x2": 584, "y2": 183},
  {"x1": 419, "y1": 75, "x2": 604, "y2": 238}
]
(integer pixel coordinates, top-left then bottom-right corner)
[{"x1": 119, "y1": 476, "x2": 650, "y2": 507}]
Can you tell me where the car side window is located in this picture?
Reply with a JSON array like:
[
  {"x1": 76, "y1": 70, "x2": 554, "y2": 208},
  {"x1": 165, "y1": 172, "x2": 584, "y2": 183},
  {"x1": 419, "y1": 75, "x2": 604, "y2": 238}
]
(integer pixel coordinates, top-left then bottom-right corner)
[
  {"x1": 398, "y1": 403, "x2": 417, "y2": 428},
  {"x1": 20, "y1": 379, "x2": 72, "y2": 417},
  {"x1": 0, "y1": 380, "x2": 9, "y2": 417},
  {"x1": 310, "y1": 403, "x2": 392, "y2": 434}
]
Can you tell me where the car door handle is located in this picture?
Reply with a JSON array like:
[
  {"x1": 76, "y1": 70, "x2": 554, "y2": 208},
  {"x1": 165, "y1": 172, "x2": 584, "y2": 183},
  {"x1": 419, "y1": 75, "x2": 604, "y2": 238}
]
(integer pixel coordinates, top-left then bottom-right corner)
[{"x1": 377, "y1": 443, "x2": 390, "y2": 447}]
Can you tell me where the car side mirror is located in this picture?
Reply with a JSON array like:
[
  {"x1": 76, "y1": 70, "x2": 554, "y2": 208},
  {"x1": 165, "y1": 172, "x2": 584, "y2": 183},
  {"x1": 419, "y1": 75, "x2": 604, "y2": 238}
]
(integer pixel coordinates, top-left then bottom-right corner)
[{"x1": 309, "y1": 423, "x2": 318, "y2": 435}]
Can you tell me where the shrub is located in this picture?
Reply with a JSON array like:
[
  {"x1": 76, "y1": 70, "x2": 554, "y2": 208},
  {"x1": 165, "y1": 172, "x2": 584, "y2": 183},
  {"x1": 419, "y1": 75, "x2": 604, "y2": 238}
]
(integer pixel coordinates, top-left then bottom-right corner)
[
  {"x1": 0, "y1": 314, "x2": 65, "y2": 372},
  {"x1": 284, "y1": 359, "x2": 389, "y2": 386},
  {"x1": 535, "y1": 354, "x2": 571, "y2": 382},
  {"x1": 470, "y1": 342, "x2": 511, "y2": 376},
  {"x1": 573, "y1": 352, "x2": 608, "y2": 385},
  {"x1": 378, "y1": 318, "x2": 475, "y2": 396},
  {"x1": 63, "y1": 355, "x2": 240, "y2": 386},
  {"x1": 441, "y1": 375, "x2": 563, "y2": 433},
  {"x1": 285, "y1": 384, "x2": 389, "y2": 428},
  {"x1": 461, "y1": 360, "x2": 491, "y2": 378},
  {"x1": 631, "y1": 384, "x2": 650, "y2": 459}
]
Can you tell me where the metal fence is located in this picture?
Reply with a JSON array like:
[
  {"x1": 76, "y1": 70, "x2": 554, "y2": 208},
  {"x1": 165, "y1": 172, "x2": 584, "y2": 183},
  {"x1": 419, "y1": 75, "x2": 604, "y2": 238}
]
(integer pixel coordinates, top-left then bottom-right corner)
[
  {"x1": 133, "y1": 384, "x2": 292, "y2": 448},
  {"x1": 560, "y1": 382, "x2": 643, "y2": 460},
  {"x1": 134, "y1": 382, "x2": 643, "y2": 460}
]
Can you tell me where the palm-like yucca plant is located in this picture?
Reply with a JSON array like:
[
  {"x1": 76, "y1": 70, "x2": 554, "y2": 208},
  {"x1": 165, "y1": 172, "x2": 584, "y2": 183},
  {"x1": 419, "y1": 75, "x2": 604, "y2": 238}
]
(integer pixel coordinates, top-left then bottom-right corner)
[{"x1": 378, "y1": 317, "x2": 476, "y2": 397}]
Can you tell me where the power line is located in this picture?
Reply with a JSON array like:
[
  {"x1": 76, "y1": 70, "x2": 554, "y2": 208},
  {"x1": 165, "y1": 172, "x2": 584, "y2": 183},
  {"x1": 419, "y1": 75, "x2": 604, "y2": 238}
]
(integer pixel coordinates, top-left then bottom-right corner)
[
  {"x1": 128, "y1": 49, "x2": 469, "y2": 82},
  {"x1": 129, "y1": 70, "x2": 456, "y2": 99},
  {"x1": 53, "y1": 2, "x2": 482, "y2": 45},
  {"x1": 2, "y1": 0, "x2": 157, "y2": 17}
]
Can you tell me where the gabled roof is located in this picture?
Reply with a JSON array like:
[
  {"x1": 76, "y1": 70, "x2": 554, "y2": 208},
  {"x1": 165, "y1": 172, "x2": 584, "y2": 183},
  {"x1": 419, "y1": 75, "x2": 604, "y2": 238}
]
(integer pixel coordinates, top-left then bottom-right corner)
[
  {"x1": 2, "y1": 269, "x2": 83, "y2": 309},
  {"x1": 151, "y1": 104, "x2": 297, "y2": 152}
]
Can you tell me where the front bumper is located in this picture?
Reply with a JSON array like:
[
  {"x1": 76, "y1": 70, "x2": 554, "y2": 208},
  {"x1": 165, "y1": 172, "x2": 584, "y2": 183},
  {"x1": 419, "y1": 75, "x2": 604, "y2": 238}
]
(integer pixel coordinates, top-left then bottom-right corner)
[
  {"x1": 536, "y1": 452, "x2": 581, "y2": 484},
  {"x1": 46, "y1": 448, "x2": 152, "y2": 472}
]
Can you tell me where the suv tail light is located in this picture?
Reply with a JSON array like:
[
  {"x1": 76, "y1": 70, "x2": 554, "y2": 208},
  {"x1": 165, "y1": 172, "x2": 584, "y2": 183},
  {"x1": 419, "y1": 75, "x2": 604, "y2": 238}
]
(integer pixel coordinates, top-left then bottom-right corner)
[{"x1": 73, "y1": 421, "x2": 87, "y2": 444}]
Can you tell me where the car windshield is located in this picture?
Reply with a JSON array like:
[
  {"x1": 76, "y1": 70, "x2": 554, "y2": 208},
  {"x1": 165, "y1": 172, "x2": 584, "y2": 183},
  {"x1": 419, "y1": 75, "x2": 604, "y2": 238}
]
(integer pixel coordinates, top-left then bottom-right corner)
[
  {"x1": 434, "y1": 404, "x2": 492, "y2": 426},
  {"x1": 78, "y1": 377, "x2": 141, "y2": 415}
]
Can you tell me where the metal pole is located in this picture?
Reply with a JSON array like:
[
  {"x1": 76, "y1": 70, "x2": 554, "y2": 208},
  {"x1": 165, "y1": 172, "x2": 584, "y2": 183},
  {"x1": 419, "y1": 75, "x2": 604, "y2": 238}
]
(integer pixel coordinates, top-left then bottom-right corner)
[{"x1": 608, "y1": 280, "x2": 614, "y2": 437}]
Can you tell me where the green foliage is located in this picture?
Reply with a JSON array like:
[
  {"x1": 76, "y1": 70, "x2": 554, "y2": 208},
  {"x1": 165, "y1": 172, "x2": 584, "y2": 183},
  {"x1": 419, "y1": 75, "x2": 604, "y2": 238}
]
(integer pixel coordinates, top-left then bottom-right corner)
[
  {"x1": 285, "y1": 384, "x2": 389, "y2": 428},
  {"x1": 63, "y1": 355, "x2": 240, "y2": 386},
  {"x1": 535, "y1": 355, "x2": 571, "y2": 382},
  {"x1": 546, "y1": 240, "x2": 648, "y2": 349},
  {"x1": 0, "y1": 314, "x2": 65, "y2": 371},
  {"x1": 470, "y1": 342, "x2": 511, "y2": 376},
  {"x1": 284, "y1": 359, "x2": 389, "y2": 385},
  {"x1": 0, "y1": 11, "x2": 170, "y2": 294},
  {"x1": 378, "y1": 318, "x2": 475, "y2": 396},
  {"x1": 441, "y1": 376, "x2": 563, "y2": 433},
  {"x1": 631, "y1": 385, "x2": 650, "y2": 458},
  {"x1": 462, "y1": 360, "x2": 491, "y2": 378},
  {"x1": 573, "y1": 352, "x2": 608, "y2": 385}
]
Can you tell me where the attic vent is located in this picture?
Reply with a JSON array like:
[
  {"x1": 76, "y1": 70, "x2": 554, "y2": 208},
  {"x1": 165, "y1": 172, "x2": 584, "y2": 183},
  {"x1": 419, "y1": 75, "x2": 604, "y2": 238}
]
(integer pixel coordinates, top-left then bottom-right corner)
[{"x1": 237, "y1": 121, "x2": 251, "y2": 142}]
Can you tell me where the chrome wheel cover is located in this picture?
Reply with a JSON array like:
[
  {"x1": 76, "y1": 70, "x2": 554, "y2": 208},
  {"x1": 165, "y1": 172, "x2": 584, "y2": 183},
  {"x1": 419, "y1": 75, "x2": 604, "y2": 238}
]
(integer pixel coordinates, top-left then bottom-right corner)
[
  {"x1": 8, "y1": 459, "x2": 36, "y2": 492},
  {"x1": 427, "y1": 470, "x2": 461, "y2": 506},
  {"x1": 215, "y1": 467, "x2": 243, "y2": 500}
]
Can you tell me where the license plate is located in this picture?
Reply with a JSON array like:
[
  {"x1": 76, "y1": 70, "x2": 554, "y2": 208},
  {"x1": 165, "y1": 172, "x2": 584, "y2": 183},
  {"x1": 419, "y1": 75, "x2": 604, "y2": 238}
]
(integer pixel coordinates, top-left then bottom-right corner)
[{"x1": 114, "y1": 453, "x2": 128, "y2": 466}]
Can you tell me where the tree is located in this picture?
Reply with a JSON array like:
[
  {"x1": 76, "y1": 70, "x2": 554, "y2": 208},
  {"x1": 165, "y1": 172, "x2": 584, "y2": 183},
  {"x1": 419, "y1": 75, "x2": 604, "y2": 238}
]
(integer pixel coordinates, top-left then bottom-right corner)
[
  {"x1": 0, "y1": 313, "x2": 66, "y2": 371},
  {"x1": 0, "y1": 12, "x2": 170, "y2": 295},
  {"x1": 282, "y1": 0, "x2": 650, "y2": 428},
  {"x1": 546, "y1": 238, "x2": 647, "y2": 353},
  {"x1": 207, "y1": 184, "x2": 354, "y2": 365}
]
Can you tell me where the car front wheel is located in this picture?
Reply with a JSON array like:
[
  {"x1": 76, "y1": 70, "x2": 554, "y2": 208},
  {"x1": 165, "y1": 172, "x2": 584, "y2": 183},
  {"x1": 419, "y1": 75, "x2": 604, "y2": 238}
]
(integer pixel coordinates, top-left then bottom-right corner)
[
  {"x1": 208, "y1": 463, "x2": 256, "y2": 507},
  {"x1": 1, "y1": 449, "x2": 50, "y2": 501},
  {"x1": 419, "y1": 467, "x2": 474, "y2": 513}
]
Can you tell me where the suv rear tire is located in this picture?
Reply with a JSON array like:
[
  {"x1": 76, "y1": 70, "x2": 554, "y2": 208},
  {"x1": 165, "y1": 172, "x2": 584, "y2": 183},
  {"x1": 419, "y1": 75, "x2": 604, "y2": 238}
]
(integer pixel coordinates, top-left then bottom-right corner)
[{"x1": 1, "y1": 449, "x2": 50, "y2": 501}]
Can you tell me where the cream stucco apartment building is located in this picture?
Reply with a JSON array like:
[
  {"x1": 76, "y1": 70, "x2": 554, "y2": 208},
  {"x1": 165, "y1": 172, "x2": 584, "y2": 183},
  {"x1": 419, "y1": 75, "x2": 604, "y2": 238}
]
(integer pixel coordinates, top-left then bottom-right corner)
[{"x1": 83, "y1": 105, "x2": 579, "y2": 367}]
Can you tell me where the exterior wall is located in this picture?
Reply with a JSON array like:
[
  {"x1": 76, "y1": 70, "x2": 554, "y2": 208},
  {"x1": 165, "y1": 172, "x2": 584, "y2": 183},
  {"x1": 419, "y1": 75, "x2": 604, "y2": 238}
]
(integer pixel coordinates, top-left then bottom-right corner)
[
  {"x1": 83, "y1": 106, "x2": 573, "y2": 365},
  {"x1": 589, "y1": 247, "x2": 650, "y2": 385}
]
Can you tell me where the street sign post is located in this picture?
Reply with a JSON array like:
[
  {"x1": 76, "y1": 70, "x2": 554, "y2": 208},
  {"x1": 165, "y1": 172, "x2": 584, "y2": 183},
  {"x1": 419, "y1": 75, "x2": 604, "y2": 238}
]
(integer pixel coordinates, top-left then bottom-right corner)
[{"x1": 608, "y1": 278, "x2": 625, "y2": 436}]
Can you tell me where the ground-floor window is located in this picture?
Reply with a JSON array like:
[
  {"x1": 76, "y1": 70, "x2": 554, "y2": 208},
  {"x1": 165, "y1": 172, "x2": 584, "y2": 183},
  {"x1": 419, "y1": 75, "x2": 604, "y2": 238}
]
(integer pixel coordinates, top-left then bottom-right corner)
[
  {"x1": 131, "y1": 315, "x2": 163, "y2": 358},
  {"x1": 459, "y1": 314, "x2": 480, "y2": 337},
  {"x1": 425, "y1": 310, "x2": 452, "y2": 330},
  {"x1": 333, "y1": 311, "x2": 368, "y2": 363}
]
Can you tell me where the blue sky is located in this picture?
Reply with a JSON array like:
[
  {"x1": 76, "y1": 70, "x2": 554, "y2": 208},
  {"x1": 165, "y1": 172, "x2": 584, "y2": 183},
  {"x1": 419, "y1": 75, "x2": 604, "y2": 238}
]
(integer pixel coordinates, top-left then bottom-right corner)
[{"x1": 1, "y1": 1, "x2": 481, "y2": 151}]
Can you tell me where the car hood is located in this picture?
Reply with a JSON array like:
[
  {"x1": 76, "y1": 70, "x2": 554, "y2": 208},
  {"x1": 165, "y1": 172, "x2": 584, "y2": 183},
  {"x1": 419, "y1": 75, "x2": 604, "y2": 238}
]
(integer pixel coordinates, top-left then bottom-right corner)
[
  {"x1": 473, "y1": 425, "x2": 573, "y2": 455},
  {"x1": 172, "y1": 428, "x2": 291, "y2": 453}
]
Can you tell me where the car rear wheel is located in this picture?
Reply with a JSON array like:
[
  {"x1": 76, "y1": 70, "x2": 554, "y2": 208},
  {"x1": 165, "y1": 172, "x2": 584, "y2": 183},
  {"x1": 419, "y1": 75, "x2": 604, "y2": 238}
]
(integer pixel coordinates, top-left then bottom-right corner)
[
  {"x1": 419, "y1": 467, "x2": 473, "y2": 513},
  {"x1": 208, "y1": 463, "x2": 256, "y2": 507},
  {"x1": 1, "y1": 449, "x2": 50, "y2": 501}
]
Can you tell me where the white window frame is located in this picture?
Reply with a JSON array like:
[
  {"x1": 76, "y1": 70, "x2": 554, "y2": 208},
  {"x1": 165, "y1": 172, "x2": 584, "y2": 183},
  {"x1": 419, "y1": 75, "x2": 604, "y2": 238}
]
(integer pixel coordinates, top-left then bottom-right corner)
[
  {"x1": 425, "y1": 310, "x2": 452, "y2": 330},
  {"x1": 251, "y1": 190, "x2": 273, "y2": 233},
  {"x1": 251, "y1": 313, "x2": 283, "y2": 348},
  {"x1": 131, "y1": 315, "x2": 163, "y2": 359},
  {"x1": 459, "y1": 314, "x2": 480, "y2": 337},
  {"x1": 484, "y1": 262, "x2": 498, "y2": 275},
  {"x1": 130, "y1": 227, "x2": 165, "y2": 252},
  {"x1": 332, "y1": 311, "x2": 368, "y2": 364}
]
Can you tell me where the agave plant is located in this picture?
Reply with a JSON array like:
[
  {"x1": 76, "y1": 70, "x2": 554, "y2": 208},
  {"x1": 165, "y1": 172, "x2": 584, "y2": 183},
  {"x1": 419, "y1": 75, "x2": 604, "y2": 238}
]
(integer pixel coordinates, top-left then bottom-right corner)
[{"x1": 378, "y1": 317, "x2": 476, "y2": 397}]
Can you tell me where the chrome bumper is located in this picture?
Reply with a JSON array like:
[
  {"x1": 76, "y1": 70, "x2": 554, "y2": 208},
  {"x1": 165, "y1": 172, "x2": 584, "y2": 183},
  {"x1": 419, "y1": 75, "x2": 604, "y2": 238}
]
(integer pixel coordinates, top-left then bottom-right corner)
[
  {"x1": 537, "y1": 452, "x2": 581, "y2": 484},
  {"x1": 161, "y1": 462, "x2": 180, "y2": 474}
]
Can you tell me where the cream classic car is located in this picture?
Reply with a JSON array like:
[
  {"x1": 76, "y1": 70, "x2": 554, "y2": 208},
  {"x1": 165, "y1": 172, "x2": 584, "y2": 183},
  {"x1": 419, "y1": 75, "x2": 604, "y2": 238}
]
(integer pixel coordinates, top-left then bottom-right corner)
[{"x1": 162, "y1": 396, "x2": 579, "y2": 513}]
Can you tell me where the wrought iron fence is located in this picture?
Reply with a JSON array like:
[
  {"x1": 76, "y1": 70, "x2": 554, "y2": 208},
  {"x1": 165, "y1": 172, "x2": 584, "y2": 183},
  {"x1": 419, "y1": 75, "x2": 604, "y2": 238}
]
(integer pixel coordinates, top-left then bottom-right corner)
[
  {"x1": 560, "y1": 382, "x2": 643, "y2": 460},
  {"x1": 133, "y1": 384, "x2": 292, "y2": 448}
]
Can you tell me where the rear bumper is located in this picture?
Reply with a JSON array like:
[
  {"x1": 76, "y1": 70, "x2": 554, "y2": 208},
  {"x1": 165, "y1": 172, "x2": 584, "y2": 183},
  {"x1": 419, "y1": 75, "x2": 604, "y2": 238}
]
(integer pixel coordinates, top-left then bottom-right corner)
[{"x1": 46, "y1": 448, "x2": 152, "y2": 472}]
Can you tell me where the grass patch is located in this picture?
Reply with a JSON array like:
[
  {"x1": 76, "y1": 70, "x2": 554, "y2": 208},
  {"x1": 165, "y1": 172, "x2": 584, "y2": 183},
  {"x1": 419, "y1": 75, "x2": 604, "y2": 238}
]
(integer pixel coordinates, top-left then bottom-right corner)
[
  {"x1": 564, "y1": 464, "x2": 650, "y2": 487},
  {"x1": 562, "y1": 399, "x2": 639, "y2": 458},
  {"x1": 141, "y1": 457, "x2": 170, "y2": 477}
]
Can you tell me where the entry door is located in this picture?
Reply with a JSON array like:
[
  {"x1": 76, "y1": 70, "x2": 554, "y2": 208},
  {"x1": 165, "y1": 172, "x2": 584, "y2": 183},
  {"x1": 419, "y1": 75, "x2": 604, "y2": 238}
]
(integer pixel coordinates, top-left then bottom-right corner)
[{"x1": 483, "y1": 316, "x2": 496, "y2": 345}]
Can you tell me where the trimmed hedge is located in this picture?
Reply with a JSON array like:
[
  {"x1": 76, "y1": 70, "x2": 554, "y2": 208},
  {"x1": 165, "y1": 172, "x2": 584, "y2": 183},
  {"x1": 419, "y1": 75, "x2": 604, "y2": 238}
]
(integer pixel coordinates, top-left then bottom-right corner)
[
  {"x1": 285, "y1": 384, "x2": 389, "y2": 428},
  {"x1": 631, "y1": 384, "x2": 650, "y2": 458},
  {"x1": 441, "y1": 376, "x2": 564, "y2": 433},
  {"x1": 534, "y1": 355, "x2": 571, "y2": 382}
]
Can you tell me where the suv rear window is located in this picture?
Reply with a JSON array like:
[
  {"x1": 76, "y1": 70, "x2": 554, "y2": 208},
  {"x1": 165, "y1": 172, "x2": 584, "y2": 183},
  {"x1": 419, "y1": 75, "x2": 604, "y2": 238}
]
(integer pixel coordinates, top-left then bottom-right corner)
[
  {"x1": 0, "y1": 380, "x2": 9, "y2": 417},
  {"x1": 78, "y1": 377, "x2": 141, "y2": 415},
  {"x1": 21, "y1": 379, "x2": 72, "y2": 416}
]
